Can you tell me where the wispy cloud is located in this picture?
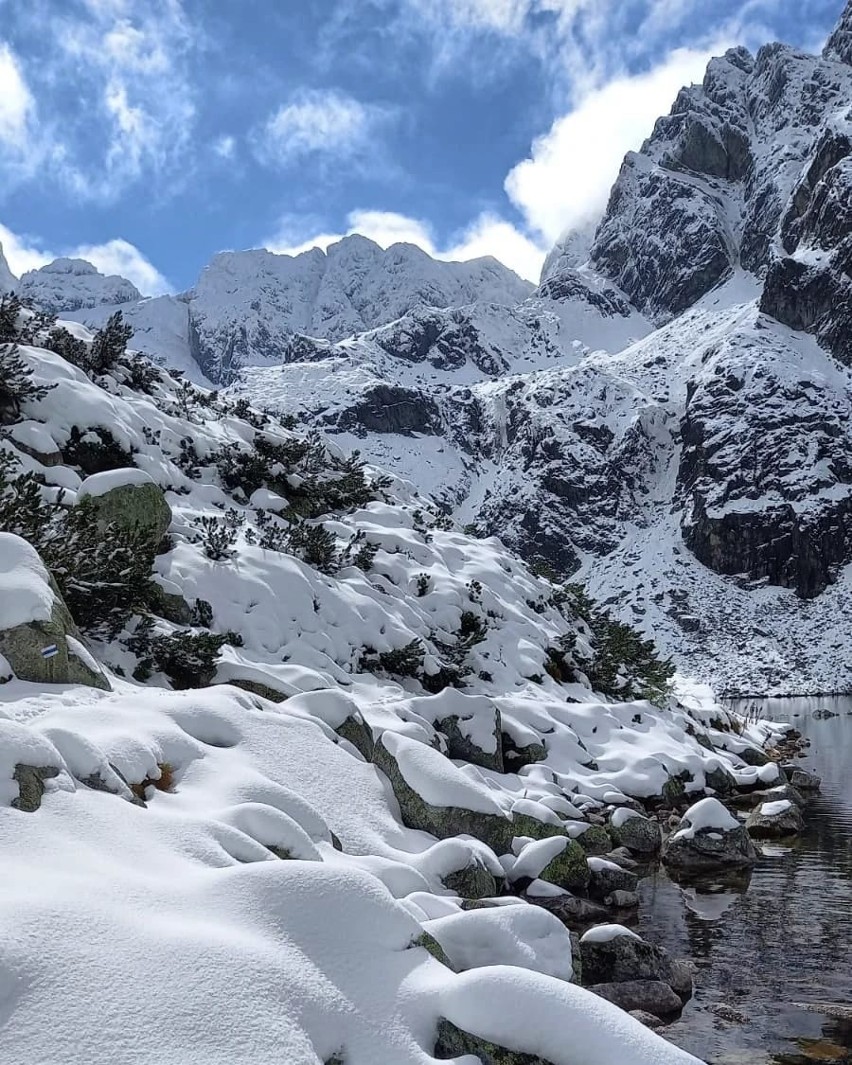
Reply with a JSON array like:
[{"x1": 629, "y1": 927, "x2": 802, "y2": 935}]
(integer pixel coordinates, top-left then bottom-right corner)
[
  {"x1": 255, "y1": 89, "x2": 394, "y2": 170},
  {"x1": 3, "y1": 0, "x2": 198, "y2": 201}
]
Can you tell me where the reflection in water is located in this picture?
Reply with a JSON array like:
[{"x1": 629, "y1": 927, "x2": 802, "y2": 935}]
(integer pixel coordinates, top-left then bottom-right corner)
[{"x1": 637, "y1": 698, "x2": 852, "y2": 1064}]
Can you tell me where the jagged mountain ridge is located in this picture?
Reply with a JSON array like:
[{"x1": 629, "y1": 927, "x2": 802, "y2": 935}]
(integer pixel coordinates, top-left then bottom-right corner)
[{"x1": 8, "y1": 0, "x2": 852, "y2": 694}]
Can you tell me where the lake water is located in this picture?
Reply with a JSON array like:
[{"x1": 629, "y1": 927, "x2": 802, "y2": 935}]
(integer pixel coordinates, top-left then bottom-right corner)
[{"x1": 638, "y1": 696, "x2": 852, "y2": 1065}]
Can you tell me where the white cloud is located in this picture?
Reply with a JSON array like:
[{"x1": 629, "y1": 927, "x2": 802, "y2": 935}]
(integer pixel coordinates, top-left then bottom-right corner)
[
  {"x1": 213, "y1": 134, "x2": 236, "y2": 160},
  {"x1": 72, "y1": 238, "x2": 171, "y2": 294},
  {"x1": 37, "y1": 0, "x2": 196, "y2": 199},
  {"x1": 0, "y1": 43, "x2": 35, "y2": 147},
  {"x1": 256, "y1": 90, "x2": 389, "y2": 167},
  {"x1": 505, "y1": 44, "x2": 725, "y2": 243},
  {"x1": 265, "y1": 207, "x2": 546, "y2": 282},
  {"x1": 0, "y1": 222, "x2": 170, "y2": 295}
]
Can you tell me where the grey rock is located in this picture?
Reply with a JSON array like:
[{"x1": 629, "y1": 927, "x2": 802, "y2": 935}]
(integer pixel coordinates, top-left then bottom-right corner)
[
  {"x1": 81, "y1": 475, "x2": 172, "y2": 550},
  {"x1": 335, "y1": 712, "x2": 375, "y2": 761},
  {"x1": 662, "y1": 810, "x2": 757, "y2": 873},
  {"x1": 628, "y1": 1009, "x2": 668, "y2": 1029},
  {"x1": 526, "y1": 893, "x2": 609, "y2": 928},
  {"x1": 588, "y1": 862, "x2": 638, "y2": 900},
  {"x1": 580, "y1": 930, "x2": 691, "y2": 997},
  {"x1": 609, "y1": 813, "x2": 662, "y2": 856},
  {"x1": 12, "y1": 764, "x2": 60, "y2": 812},
  {"x1": 746, "y1": 800, "x2": 804, "y2": 838},
  {"x1": 605, "y1": 890, "x2": 640, "y2": 909},
  {"x1": 784, "y1": 766, "x2": 821, "y2": 791},
  {"x1": 434, "y1": 1018, "x2": 555, "y2": 1065},
  {"x1": 590, "y1": 981, "x2": 683, "y2": 1017}
]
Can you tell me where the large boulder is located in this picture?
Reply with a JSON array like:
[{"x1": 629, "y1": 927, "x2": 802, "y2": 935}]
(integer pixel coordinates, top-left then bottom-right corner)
[
  {"x1": 590, "y1": 980, "x2": 684, "y2": 1018},
  {"x1": 608, "y1": 809, "x2": 662, "y2": 856},
  {"x1": 662, "y1": 797, "x2": 757, "y2": 873},
  {"x1": 587, "y1": 857, "x2": 639, "y2": 900},
  {"x1": 579, "y1": 926, "x2": 692, "y2": 1000},
  {"x1": 0, "y1": 533, "x2": 110, "y2": 690},
  {"x1": 373, "y1": 733, "x2": 516, "y2": 853},
  {"x1": 77, "y1": 468, "x2": 171, "y2": 549},
  {"x1": 746, "y1": 799, "x2": 804, "y2": 838},
  {"x1": 510, "y1": 836, "x2": 591, "y2": 893}
]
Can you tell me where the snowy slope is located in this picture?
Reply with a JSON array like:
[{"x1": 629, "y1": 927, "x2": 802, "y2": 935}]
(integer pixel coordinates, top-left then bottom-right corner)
[{"x1": 2, "y1": 317, "x2": 776, "y2": 1064}]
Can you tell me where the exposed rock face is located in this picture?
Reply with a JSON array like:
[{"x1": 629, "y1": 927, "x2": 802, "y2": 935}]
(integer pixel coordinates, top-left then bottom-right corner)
[
  {"x1": 575, "y1": 38, "x2": 852, "y2": 326},
  {"x1": 824, "y1": 1, "x2": 852, "y2": 65},
  {"x1": 434, "y1": 1018, "x2": 555, "y2": 1065},
  {"x1": 590, "y1": 980, "x2": 683, "y2": 1018},
  {"x1": 580, "y1": 928, "x2": 692, "y2": 997}
]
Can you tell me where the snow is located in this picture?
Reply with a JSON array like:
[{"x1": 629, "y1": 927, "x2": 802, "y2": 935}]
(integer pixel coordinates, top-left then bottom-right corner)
[
  {"x1": 77, "y1": 467, "x2": 157, "y2": 498},
  {"x1": 438, "y1": 967, "x2": 704, "y2": 1065},
  {"x1": 580, "y1": 924, "x2": 642, "y2": 945},
  {"x1": 672, "y1": 797, "x2": 740, "y2": 841},
  {"x1": 0, "y1": 533, "x2": 56, "y2": 629},
  {"x1": 759, "y1": 799, "x2": 793, "y2": 817},
  {"x1": 381, "y1": 731, "x2": 507, "y2": 816},
  {"x1": 510, "y1": 836, "x2": 571, "y2": 882},
  {"x1": 611, "y1": 807, "x2": 643, "y2": 829},
  {"x1": 425, "y1": 904, "x2": 575, "y2": 982}
]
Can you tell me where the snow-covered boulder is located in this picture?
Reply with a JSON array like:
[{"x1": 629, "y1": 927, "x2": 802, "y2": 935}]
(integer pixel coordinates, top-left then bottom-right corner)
[
  {"x1": 608, "y1": 808, "x2": 662, "y2": 855},
  {"x1": 0, "y1": 533, "x2": 109, "y2": 690},
  {"x1": 510, "y1": 836, "x2": 590, "y2": 893},
  {"x1": 0, "y1": 720, "x2": 67, "y2": 812},
  {"x1": 418, "y1": 690, "x2": 503, "y2": 772},
  {"x1": 424, "y1": 905, "x2": 575, "y2": 983},
  {"x1": 373, "y1": 732, "x2": 516, "y2": 853},
  {"x1": 662, "y1": 797, "x2": 756, "y2": 873},
  {"x1": 746, "y1": 798, "x2": 804, "y2": 838},
  {"x1": 579, "y1": 925, "x2": 692, "y2": 998},
  {"x1": 586, "y1": 856, "x2": 638, "y2": 900},
  {"x1": 77, "y1": 468, "x2": 171, "y2": 548}
]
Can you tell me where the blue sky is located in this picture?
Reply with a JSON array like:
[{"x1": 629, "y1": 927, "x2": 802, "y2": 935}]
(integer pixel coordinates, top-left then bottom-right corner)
[{"x1": 0, "y1": 0, "x2": 842, "y2": 291}]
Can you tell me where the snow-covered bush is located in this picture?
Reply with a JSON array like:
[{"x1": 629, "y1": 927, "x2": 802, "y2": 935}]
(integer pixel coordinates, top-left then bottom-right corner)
[{"x1": 87, "y1": 310, "x2": 133, "y2": 374}]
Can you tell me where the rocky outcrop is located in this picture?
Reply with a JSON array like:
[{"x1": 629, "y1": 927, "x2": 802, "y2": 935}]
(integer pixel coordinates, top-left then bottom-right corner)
[
  {"x1": 662, "y1": 797, "x2": 757, "y2": 873},
  {"x1": 746, "y1": 798, "x2": 804, "y2": 837},
  {"x1": 0, "y1": 533, "x2": 110, "y2": 690}
]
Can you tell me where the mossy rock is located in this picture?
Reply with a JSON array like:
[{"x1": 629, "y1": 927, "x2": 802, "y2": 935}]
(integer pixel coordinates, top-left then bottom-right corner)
[
  {"x1": 510, "y1": 811, "x2": 566, "y2": 843},
  {"x1": 434, "y1": 1019, "x2": 556, "y2": 1065},
  {"x1": 411, "y1": 932, "x2": 456, "y2": 970},
  {"x1": 737, "y1": 744, "x2": 770, "y2": 767},
  {"x1": 574, "y1": 824, "x2": 612, "y2": 856},
  {"x1": 0, "y1": 577, "x2": 110, "y2": 691},
  {"x1": 12, "y1": 764, "x2": 60, "y2": 812},
  {"x1": 443, "y1": 859, "x2": 499, "y2": 900},
  {"x1": 539, "y1": 839, "x2": 591, "y2": 893},
  {"x1": 437, "y1": 712, "x2": 503, "y2": 772},
  {"x1": 224, "y1": 678, "x2": 289, "y2": 703},
  {"x1": 336, "y1": 713, "x2": 375, "y2": 761},
  {"x1": 661, "y1": 773, "x2": 689, "y2": 804},
  {"x1": 81, "y1": 476, "x2": 171, "y2": 549},
  {"x1": 373, "y1": 737, "x2": 515, "y2": 853}
]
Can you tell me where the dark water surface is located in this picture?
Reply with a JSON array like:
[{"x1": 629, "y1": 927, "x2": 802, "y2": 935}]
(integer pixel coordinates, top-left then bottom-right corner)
[{"x1": 638, "y1": 697, "x2": 852, "y2": 1064}]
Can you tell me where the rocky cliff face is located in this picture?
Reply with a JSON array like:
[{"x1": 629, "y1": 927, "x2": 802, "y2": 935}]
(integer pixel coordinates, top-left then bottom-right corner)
[{"x1": 18, "y1": 258, "x2": 142, "y2": 313}]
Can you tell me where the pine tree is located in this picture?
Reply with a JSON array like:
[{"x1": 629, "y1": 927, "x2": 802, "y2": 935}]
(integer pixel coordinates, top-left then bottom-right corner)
[
  {"x1": 88, "y1": 311, "x2": 133, "y2": 374},
  {"x1": 0, "y1": 293, "x2": 22, "y2": 342},
  {"x1": 0, "y1": 343, "x2": 54, "y2": 423}
]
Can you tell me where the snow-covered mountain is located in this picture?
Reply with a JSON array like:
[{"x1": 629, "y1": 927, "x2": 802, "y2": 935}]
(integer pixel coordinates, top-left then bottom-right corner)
[{"x1": 11, "y1": 1, "x2": 852, "y2": 694}]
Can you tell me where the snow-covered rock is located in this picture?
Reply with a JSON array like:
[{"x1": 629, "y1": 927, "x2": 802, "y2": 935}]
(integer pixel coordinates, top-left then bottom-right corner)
[
  {"x1": 662, "y1": 796, "x2": 757, "y2": 872},
  {"x1": 19, "y1": 258, "x2": 142, "y2": 313}
]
